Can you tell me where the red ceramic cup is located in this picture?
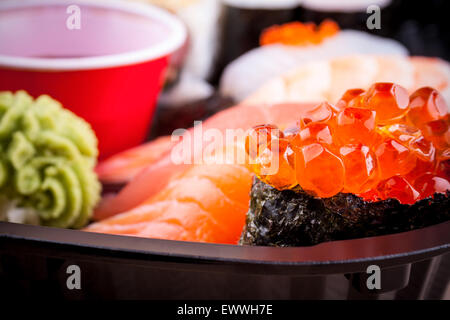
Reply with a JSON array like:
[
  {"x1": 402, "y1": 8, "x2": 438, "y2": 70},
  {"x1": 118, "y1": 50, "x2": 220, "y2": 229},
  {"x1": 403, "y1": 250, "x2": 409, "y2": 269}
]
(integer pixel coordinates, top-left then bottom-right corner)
[{"x1": 0, "y1": 0, "x2": 186, "y2": 159}]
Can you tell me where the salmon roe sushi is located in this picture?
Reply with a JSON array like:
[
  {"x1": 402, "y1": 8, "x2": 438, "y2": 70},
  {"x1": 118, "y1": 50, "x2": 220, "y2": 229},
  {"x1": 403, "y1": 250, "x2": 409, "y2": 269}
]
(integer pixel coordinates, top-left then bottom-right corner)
[
  {"x1": 245, "y1": 82, "x2": 450, "y2": 203},
  {"x1": 260, "y1": 20, "x2": 339, "y2": 47}
]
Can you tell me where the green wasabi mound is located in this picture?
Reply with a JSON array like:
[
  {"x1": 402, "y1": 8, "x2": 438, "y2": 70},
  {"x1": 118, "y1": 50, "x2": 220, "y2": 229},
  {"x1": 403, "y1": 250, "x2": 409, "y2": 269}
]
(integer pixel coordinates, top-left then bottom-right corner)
[{"x1": 0, "y1": 91, "x2": 101, "y2": 228}]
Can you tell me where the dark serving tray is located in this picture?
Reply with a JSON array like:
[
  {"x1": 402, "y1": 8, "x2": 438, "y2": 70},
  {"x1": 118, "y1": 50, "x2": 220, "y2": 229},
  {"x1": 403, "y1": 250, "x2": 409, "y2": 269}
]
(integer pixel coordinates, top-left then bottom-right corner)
[{"x1": 0, "y1": 221, "x2": 449, "y2": 299}]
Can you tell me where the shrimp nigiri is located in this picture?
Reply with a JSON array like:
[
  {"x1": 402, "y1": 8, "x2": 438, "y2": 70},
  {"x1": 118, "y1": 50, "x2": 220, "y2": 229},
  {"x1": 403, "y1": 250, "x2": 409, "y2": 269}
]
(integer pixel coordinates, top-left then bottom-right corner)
[{"x1": 244, "y1": 55, "x2": 450, "y2": 106}]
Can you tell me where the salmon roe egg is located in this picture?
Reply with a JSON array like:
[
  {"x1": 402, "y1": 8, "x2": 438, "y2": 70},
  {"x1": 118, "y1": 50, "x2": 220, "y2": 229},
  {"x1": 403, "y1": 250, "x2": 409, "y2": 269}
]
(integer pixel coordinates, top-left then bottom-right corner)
[
  {"x1": 436, "y1": 149, "x2": 450, "y2": 179},
  {"x1": 357, "y1": 189, "x2": 381, "y2": 202},
  {"x1": 414, "y1": 173, "x2": 450, "y2": 198},
  {"x1": 245, "y1": 83, "x2": 449, "y2": 204},
  {"x1": 422, "y1": 116, "x2": 450, "y2": 151},
  {"x1": 405, "y1": 159, "x2": 436, "y2": 184},
  {"x1": 407, "y1": 87, "x2": 448, "y2": 129},
  {"x1": 284, "y1": 124, "x2": 301, "y2": 137},
  {"x1": 382, "y1": 124, "x2": 435, "y2": 162},
  {"x1": 375, "y1": 139, "x2": 417, "y2": 179},
  {"x1": 295, "y1": 143, "x2": 345, "y2": 198},
  {"x1": 336, "y1": 88, "x2": 365, "y2": 110},
  {"x1": 340, "y1": 144, "x2": 378, "y2": 194},
  {"x1": 376, "y1": 176, "x2": 419, "y2": 205},
  {"x1": 363, "y1": 83, "x2": 409, "y2": 124},
  {"x1": 257, "y1": 138, "x2": 297, "y2": 190},
  {"x1": 301, "y1": 102, "x2": 335, "y2": 125},
  {"x1": 318, "y1": 19, "x2": 340, "y2": 38},
  {"x1": 290, "y1": 122, "x2": 333, "y2": 147},
  {"x1": 409, "y1": 136, "x2": 435, "y2": 162},
  {"x1": 260, "y1": 20, "x2": 339, "y2": 46},
  {"x1": 245, "y1": 124, "x2": 283, "y2": 159},
  {"x1": 382, "y1": 123, "x2": 420, "y2": 144},
  {"x1": 334, "y1": 107, "x2": 377, "y2": 145}
]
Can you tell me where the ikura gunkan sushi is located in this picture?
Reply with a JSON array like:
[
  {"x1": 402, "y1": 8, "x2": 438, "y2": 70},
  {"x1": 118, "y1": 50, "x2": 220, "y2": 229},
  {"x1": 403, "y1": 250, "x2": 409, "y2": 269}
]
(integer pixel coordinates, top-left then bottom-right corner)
[{"x1": 241, "y1": 82, "x2": 450, "y2": 246}]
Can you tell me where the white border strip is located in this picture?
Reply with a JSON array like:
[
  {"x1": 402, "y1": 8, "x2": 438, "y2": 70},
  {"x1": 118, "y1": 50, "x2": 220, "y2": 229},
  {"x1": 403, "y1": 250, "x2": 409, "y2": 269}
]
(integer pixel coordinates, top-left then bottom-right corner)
[{"x1": 0, "y1": 0, "x2": 187, "y2": 71}]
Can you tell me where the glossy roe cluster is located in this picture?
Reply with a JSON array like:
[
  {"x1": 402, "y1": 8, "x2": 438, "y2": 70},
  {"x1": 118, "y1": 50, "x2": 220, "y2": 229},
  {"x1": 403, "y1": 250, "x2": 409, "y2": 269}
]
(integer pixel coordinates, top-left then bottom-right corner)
[
  {"x1": 246, "y1": 83, "x2": 450, "y2": 204},
  {"x1": 260, "y1": 20, "x2": 340, "y2": 46}
]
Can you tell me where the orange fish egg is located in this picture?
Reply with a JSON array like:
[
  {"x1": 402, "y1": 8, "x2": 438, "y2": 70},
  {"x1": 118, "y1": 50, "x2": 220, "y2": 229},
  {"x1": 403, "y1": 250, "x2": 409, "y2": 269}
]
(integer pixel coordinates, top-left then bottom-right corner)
[
  {"x1": 382, "y1": 124, "x2": 435, "y2": 162},
  {"x1": 414, "y1": 173, "x2": 450, "y2": 198},
  {"x1": 407, "y1": 87, "x2": 448, "y2": 129},
  {"x1": 382, "y1": 123, "x2": 420, "y2": 144},
  {"x1": 318, "y1": 19, "x2": 340, "y2": 38},
  {"x1": 435, "y1": 149, "x2": 450, "y2": 180},
  {"x1": 301, "y1": 101, "x2": 335, "y2": 124},
  {"x1": 260, "y1": 20, "x2": 339, "y2": 47},
  {"x1": 409, "y1": 135, "x2": 435, "y2": 162},
  {"x1": 245, "y1": 124, "x2": 283, "y2": 159},
  {"x1": 422, "y1": 116, "x2": 450, "y2": 151},
  {"x1": 334, "y1": 107, "x2": 377, "y2": 145},
  {"x1": 363, "y1": 83, "x2": 410, "y2": 125},
  {"x1": 374, "y1": 139, "x2": 417, "y2": 179},
  {"x1": 290, "y1": 122, "x2": 334, "y2": 147},
  {"x1": 336, "y1": 88, "x2": 365, "y2": 110},
  {"x1": 245, "y1": 83, "x2": 449, "y2": 204},
  {"x1": 357, "y1": 189, "x2": 381, "y2": 202},
  {"x1": 295, "y1": 143, "x2": 345, "y2": 198},
  {"x1": 257, "y1": 138, "x2": 297, "y2": 190},
  {"x1": 376, "y1": 175, "x2": 419, "y2": 205},
  {"x1": 259, "y1": 138, "x2": 297, "y2": 190},
  {"x1": 284, "y1": 124, "x2": 301, "y2": 137},
  {"x1": 340, "y1": 144, "x2": 378, "y2": 194},
  {"x1": 405, "y1": 159, "x2": 436, "y2": 184}
]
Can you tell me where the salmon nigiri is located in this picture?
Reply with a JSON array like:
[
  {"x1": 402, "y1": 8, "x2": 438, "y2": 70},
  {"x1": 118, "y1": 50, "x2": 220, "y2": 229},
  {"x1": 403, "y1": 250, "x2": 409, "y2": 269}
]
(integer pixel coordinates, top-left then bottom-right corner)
[
  {"x1": 93, "y1": 102, "x2": 315, "y2": 220},
  {"x1": 96, "y1": 136, "x2": 176, "y2": 185},
  {"x1": 87, "y1": 150, "x2": 252, "y2": 244},
  {"x1": 87, "y1": 103, "x2": 317, "y2": 243}
]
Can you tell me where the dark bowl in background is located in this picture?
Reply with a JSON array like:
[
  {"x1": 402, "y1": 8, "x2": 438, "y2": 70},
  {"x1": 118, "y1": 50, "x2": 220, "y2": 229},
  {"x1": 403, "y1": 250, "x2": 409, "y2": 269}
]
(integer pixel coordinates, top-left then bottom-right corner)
[{"x1": 0, "y1": 221, "x2": 449, "y2": 300}]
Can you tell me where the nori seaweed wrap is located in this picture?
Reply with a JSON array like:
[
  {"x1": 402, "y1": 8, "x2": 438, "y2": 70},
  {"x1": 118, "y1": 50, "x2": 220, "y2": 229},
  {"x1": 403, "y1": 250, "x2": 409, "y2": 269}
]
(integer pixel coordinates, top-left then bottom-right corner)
[{"x1": 240, "y1": 178, "x2": 450, "y2": 246}]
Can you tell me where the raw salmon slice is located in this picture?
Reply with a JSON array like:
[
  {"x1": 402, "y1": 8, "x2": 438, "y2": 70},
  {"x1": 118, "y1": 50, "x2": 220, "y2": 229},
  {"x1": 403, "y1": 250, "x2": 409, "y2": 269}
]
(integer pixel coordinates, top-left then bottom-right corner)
[
  {"x1": 87, "y1": 161, "x2": 252, "y2": 244},
  {"x1": 96, "y1": 135, "x2": 176, "y2": 185},
  {"x1": 93, "y1": 102, "x2": 316, "y2": 221}
]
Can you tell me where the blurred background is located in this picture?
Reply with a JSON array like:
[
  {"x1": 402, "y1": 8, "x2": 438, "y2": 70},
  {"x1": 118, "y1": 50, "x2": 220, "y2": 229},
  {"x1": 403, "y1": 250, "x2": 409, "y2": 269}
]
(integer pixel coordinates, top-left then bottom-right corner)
[{"x1": 136, "y1": 0, "x2": 450, "y2": 137}]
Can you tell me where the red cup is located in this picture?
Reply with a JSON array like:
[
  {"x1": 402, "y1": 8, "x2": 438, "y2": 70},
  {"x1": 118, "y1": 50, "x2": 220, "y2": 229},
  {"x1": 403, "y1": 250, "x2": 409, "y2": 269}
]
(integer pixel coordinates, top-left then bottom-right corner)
[{"x1": 0, "y1": 0, "x2": 186, "y2": 159}]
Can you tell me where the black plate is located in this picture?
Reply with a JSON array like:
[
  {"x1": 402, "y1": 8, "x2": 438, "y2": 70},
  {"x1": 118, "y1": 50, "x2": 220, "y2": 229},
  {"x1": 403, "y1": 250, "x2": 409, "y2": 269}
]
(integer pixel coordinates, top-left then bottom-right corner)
[{"x1": 0, "y1": 221, "x2": 449, "y2": 299}]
